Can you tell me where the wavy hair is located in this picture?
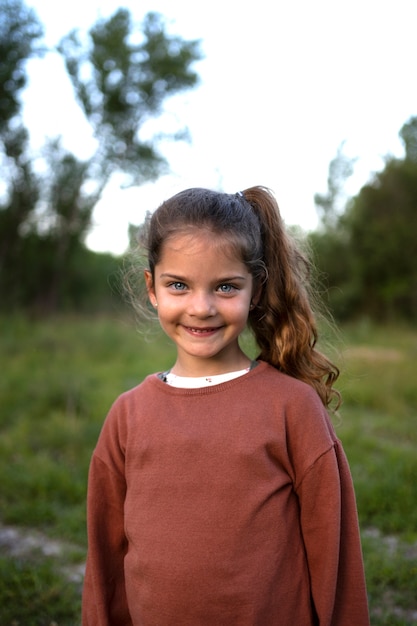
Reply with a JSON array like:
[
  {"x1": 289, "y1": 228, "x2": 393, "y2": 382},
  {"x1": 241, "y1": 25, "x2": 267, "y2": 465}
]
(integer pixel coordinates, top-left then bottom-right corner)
[{"x1": 242, "y1": 186, "x2": 340, "y2": 409}]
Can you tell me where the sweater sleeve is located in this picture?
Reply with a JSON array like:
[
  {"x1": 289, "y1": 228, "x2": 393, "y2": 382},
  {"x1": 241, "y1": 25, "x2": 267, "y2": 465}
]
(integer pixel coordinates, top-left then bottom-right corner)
[
  {"x1": 82, "y1": 403, "x2": 133, "y2": 625},
  {"x1": 297, "y1": 441, "x2": 370, "y2": 626}
]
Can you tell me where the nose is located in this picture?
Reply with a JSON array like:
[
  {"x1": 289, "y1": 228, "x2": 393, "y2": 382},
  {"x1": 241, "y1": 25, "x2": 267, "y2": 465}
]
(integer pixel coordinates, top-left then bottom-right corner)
[{"x1": 189, "y1": 290, "x2": 216, "y2": 318}]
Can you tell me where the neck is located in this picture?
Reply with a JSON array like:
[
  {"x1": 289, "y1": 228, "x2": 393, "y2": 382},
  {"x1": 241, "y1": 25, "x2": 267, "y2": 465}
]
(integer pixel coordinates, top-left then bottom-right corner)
[{"x1": 171, "y1": 353, "x2": 252, "y2": 378}]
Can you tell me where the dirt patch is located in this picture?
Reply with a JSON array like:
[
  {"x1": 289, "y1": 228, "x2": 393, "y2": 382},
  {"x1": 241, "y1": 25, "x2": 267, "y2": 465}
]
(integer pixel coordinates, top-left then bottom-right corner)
[{"x1": 0, "y1": 522, "x2": 85, "y2": 584}]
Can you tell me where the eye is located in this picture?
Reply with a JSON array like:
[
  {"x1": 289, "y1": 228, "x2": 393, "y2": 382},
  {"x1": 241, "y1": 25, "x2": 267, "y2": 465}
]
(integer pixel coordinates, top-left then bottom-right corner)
[
  {"x1": 170, "y1": 281, "x2": 187, "y2": 291},
  {"x1": 217, "y1": 284, "x2": 235, "y2": 294}
]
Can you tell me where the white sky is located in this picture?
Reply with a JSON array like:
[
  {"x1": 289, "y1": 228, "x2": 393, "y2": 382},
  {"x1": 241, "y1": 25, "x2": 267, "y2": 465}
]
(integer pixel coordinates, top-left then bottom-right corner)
[{"x1": 23, "y1": 0, "x2": 417, "y2": 255}]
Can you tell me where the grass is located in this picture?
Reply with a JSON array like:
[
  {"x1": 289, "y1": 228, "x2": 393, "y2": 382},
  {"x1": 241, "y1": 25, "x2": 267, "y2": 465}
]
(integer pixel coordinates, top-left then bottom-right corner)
[
  {"x1": 0, "y1": 313, "x2": 176, "y2": 544},
  {"x1": 336, "y1": 323, "x2": 417, "y2": 625},
  {"x1": 336, "y1": 323, "x2": 417, "y2": 540},
  {"x1": 0, "y1": 554, "x2": 82, "y2": 625},
  {"x1": 0, "y1": 314, "x2": 416, "y2": 624}
]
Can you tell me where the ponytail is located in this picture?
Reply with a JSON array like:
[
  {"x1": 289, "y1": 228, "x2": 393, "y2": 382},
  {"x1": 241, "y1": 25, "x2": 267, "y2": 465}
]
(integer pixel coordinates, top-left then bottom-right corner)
[{"x1": 242, "y1": 187, "x2": 340, "y2": 409}]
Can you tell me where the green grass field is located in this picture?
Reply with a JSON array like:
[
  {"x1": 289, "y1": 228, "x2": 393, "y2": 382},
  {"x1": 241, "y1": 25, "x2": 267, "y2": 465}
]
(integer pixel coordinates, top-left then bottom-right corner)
[{"x1": 0, "y1": 314, "x2": 416, "y2": 625}]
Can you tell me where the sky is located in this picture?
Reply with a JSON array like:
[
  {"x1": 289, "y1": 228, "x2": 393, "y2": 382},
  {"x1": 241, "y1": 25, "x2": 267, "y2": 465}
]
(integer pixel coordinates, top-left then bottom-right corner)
[{"x1": 22, "y1": 0, "x2": 417, "y2": 255}]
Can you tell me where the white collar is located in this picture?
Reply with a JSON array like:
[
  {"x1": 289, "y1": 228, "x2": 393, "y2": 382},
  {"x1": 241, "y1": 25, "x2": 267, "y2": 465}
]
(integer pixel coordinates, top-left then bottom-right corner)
[{"x1": 164, "y1": 366, "x2": 251, "y2": 388}]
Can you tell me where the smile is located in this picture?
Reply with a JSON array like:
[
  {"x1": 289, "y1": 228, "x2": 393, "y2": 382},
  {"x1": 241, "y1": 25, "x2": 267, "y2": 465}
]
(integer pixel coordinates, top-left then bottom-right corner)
[{"x1": 183, "y1": 326, "x2": 221, "y2": 334}]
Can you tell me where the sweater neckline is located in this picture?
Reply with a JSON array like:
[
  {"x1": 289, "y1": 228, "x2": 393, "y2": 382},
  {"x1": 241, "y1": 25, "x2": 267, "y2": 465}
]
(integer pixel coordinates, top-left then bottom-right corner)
[
  {"x1": 154, "y1": 360, "x2": 263, "y2": 395},
  {"x1": 161, "y1": 360, "x2": 259, "y2": 388}
]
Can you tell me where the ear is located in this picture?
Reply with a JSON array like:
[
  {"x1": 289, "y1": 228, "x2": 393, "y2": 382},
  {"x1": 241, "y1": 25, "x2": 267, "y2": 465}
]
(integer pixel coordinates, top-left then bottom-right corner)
[{"x1": 144, "y1": 270, "x2": 157, "y2": 308}]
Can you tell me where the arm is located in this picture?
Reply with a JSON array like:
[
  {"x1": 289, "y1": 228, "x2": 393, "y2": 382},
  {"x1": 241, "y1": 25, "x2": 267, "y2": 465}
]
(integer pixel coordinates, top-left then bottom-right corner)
[
  {"x1": 297, "y1": 443, "x2": 370, "y2": 626},
  {"x1": 82, "y1": 409, "x2": 132, "y2": 625}
]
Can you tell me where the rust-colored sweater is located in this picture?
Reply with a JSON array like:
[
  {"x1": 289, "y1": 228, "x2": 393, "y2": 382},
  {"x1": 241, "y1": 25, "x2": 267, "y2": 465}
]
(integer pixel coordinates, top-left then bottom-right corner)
[{"x1": 82, "y1": 361, "x2": 369, "y2": 625}]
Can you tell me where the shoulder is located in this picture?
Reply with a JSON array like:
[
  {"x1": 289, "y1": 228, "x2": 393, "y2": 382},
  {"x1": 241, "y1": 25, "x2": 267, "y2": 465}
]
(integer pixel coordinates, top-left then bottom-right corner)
[
  {"x1": 254, "y1": 360, "x2": 336, "y2": 439},
  {"x1": 247, "y1": 362, "x2": 337, "y2": 482},
  {"x1": 92, "y1": 373, "x2": 165, "y2": 453},
  {"x1": 98, "y1": 373, "x2": 163, "y2": 430},
  {"x1": 239, "y1": 360, "x2": 334, "y2": 434},
  {"x1": 252, "y1": 361, "x2": 323, "y2": 406},
  {"x1": 114, "y1": 372, "x2": 164, "y2": 405}
]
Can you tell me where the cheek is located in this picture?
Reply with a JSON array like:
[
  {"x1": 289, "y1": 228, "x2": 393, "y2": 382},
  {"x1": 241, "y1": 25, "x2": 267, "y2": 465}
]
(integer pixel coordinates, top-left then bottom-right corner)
[
  {"x1": 224, "y1": 299, "x2": 252, "y2": 321},
  {"x1": 156, "y1": 296, "x2": 182, "y2": 318}
]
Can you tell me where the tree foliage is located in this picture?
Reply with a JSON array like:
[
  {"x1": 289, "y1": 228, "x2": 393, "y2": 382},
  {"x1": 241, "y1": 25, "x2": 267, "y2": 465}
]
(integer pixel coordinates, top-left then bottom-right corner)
[
  {"x1": 0, "y1": 0, "x2": 43, "y2": 130},
  {"x1": 0, "y1": 0, "x2": 202, "y2": 312},
  {"x1": 399, "y1": 116, "x2": 417, "y2": 164},
  {"x1": 345, "y1": 156, "x2": 417, "y2": 320},
  {"x1": 58, "y1": 9, "x2": 201, "y2": 186},
  {"x1": 310, "y1": 117, "x2": 417, "y2": 322},
  {"x1": 314, "y1": 142, "x2": 356, "y2": 229},
  {"x1": 0, "y1": 0, "x2": 43, "y2": 307}
]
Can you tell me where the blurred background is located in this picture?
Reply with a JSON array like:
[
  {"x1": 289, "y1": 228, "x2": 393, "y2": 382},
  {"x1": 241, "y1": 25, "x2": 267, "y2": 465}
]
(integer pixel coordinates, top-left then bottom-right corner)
[
  {"x1": 1, "y1": 1, "x2": 416, "y2": 624},
  {"x1": 1, "y1": 0, "x2": 417, "y2": 317}
]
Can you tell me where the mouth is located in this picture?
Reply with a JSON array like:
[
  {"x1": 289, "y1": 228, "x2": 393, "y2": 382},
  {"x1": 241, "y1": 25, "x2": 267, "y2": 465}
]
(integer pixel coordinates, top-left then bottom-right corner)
[{"x1": 183, "y1": 325, "x2": 222, "y2": 335}]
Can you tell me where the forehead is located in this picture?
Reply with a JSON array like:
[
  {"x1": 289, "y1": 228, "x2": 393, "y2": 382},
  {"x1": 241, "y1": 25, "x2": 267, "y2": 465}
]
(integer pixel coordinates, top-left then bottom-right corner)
[{"x1": 159, "y1": 230, "x2": 245, "y2": 266}]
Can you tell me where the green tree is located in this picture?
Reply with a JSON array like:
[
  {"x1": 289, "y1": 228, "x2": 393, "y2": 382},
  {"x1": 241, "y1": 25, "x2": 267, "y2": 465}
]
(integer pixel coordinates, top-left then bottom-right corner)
[
  {"x1": 0, "y1": 0, "x2": 43, "y2": 307},
  {"x1": 345, "y1": 155, "x2": 417, "y2": 320},
  {"x1": 28, "y1": 138, "x2": 104, "y2": 310},
  {"x1": 399, "y1": 115, "x2": 417, "y2": 163},
  {"x1": 314, "y1": 142, "x2": 355, "y2": 230},
  {"x1": 310, "y1": 117, "x2": 417, "y2": 322},
  {"x1": 0, "y1": 0, "x2": 43, "y2": 129},
  {"x1": 58, "y1": 9, "x2": 201, "y2": 187},
  {"x1": 309, "y1": 144, "x2": 357, "y2": 319},
  {"x1": 0, "y1": 2, "x2": 202, "y2": 311}
]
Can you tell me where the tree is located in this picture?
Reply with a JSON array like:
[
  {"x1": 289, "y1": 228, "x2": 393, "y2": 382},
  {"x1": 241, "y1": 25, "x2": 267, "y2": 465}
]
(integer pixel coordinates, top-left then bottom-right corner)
[
  {"x1": 310, "y1": 118, "x2": 417, "y2": 322},
  {"x1": 399, "y1": 115, "x2": 417, "y2": 164},
  {"x1": 0, "y1": 0, "x2": 43, "y2": 307},
  {"x1": 0, "y1": 1, "x2": 202, "y2": 311},
  {"x1": 28, "y1": 139, "x2": 104, "y2": 310},
  {"x1": 314, "y1": 142, "x2": 356, "y2": 230},
  {"x1": 0, "y1": 0, "x2": 43, "y2": 130},
  {"x1": 345, "y1": 155, "x2": 417, "y2": 320},
  {"x1": 309, "y1": 144, "x2": 357, "y2": 319},
  {"x1": 58, "y1": 9, "x2": 202, "y2": 187}
]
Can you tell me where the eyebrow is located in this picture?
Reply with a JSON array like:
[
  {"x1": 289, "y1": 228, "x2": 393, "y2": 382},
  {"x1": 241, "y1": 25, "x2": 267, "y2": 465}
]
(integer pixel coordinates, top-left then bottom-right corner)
[{"x1": 159, "y1": 273, "x2": 247, "y2": 282}]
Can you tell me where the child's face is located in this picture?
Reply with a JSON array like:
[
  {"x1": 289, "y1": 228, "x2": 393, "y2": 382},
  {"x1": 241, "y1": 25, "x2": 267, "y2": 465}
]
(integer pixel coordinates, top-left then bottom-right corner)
[{"x1": 145, "y1": 231, "x2": 259, "y2": 376}]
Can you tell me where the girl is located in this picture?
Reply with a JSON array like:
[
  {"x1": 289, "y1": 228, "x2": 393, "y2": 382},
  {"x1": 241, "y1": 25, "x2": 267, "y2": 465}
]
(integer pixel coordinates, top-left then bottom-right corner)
[{"x1": 82, "y1": 187, "x2": 369, "y2": 625}]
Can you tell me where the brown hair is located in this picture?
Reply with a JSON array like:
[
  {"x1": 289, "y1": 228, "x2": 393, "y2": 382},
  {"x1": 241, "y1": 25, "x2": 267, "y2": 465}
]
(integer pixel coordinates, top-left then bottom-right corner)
[{"x1": 131, "y1": 186, "x2": 340, "y2": 409}]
